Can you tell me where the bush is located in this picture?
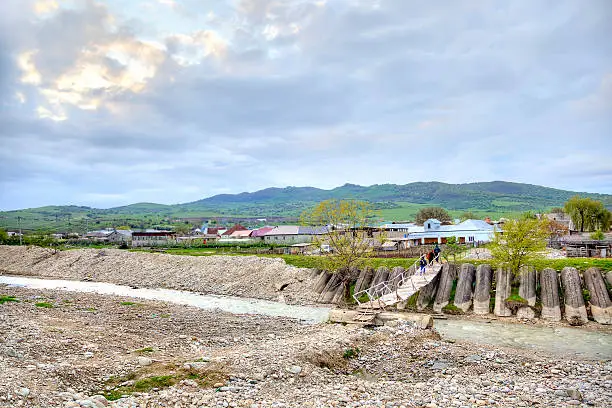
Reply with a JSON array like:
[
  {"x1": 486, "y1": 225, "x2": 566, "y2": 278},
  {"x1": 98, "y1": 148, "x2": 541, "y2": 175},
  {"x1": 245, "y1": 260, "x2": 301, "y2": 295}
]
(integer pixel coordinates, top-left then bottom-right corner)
[{"x1": 441, "y1": 303, "x2": 464, "y2": 315}]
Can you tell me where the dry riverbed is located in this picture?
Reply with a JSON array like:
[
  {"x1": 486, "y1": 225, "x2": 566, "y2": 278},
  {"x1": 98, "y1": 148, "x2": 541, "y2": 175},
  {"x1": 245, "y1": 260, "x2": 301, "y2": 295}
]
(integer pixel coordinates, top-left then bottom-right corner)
[{"x1": 2, "y1": 285, "x2": 612, "y2": 408}]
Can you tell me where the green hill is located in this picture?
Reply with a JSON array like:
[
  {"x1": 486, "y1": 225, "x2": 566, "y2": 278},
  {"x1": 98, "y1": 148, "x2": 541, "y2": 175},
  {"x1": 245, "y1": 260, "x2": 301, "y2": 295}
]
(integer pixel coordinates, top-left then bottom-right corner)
[{"x1": 1, "y1": 181, "x2": 611, "y2": 232}]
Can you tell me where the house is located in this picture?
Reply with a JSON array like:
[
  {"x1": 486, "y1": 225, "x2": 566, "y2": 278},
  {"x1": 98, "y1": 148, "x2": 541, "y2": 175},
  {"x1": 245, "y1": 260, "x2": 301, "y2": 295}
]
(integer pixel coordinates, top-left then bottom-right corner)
[
  {"x1": 378, "y1": 223, "x2": 422, "y2": 239},
  {"x1": 107, "y1": 230, "x2": 132, "y2": 243},
  {"x1": 220, "y1": 224, "x2": 247, "y2": 237},
  {"x1": 401, "y1": 219, "x2": 496, "y2": 246},
  {"x1": 558, "y1": 233, "x2": 612, "y2": 258},
  {"x1": 131, "y1": 231, "x2": 177, "y2": 247},
  {"x1": 229, "y1": 230, "x2": 253, "y2": 239},
  {"x1": 263, "y1": 226, "x2": 329, "y2": 244},
  {"x1": 250, "y1": 226, "x2": 275, "y2": 241},
  {"x1": 85, "y1": 229, "x2": 115, "y2": 242}
]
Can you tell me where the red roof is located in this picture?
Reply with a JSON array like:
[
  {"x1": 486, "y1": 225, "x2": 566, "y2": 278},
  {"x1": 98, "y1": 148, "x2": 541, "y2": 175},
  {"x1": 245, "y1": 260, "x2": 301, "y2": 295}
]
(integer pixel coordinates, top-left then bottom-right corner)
[
  {"x1": 221, "y1": 224, "x2": 248, "y2": 236},
  {"x1": 250, "y1": 226, "x2": 275, "y2": 237}
]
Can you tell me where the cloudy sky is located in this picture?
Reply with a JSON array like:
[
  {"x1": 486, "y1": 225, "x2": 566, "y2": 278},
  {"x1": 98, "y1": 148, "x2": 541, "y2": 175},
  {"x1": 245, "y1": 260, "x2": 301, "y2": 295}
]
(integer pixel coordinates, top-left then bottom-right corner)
[{"x1": 1, "y1": 0, "x2": 611, "y2": 210}]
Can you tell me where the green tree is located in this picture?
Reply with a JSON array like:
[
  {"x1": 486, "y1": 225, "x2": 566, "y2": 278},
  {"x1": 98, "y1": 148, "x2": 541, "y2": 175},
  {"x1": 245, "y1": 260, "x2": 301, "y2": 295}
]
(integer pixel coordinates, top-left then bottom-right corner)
[
  {"x1": 415, "y1": 207, "x2": 452, "y2": 225},
  {"x1": 490, "y1": 217, "x2": 549, "y2": 276},
  {"x1": 443, "y1": 236, "x2": 463, "y2": 263},
  {"x1": 590, "y1": 230, "x2": 605, "y2": 241},
  {"x1": 302, "y1": 200, "x2": 383, "y2": 301},
  {"x1": 0, "y1": 228, "x2": 8, "y2": 244},
  {"x1": 564, "y1": 196, "x2": 611, "y2": 232}
]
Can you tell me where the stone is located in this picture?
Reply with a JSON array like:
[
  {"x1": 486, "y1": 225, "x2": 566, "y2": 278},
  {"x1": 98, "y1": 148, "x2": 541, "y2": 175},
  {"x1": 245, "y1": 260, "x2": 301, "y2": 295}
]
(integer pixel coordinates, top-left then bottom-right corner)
[
  {"x1": 416, "y1": 271, "x2": 440, "y2": 311},
  {"x1": 516, "y1": 306, "x2": 535, "y2": 319},
  {"x1": 353, "y1": 267, "x2": 374, "y2": 294},
  {"x1": 15, "y1": 388, "x2": 29, "y2": 398},
  {"x1": 319, "y1": 273, "x2": 341, "y2": 303},
  {"x1": 371, "y1": 267, "x2": 390, "y2": 289},
  {"x1": 518, "y1": 265, "x2": 537, "y2": 306},
  {"x1": 540, "y1": 268, "x2": 562, "y2": 321},
  {"x1": 387, "y1": 266, "x2": 405, "y2": 291},
  {"x1": 606, "y1": 271, "x2": 612, "y2": 287},
  {"x1": 330, "y1": 283, "x2": 347, "y2": 305},
  {"x1": 454, "y1": 263, "x2": 475, "y2": 312},
  {"x1": 494, "y1": 268, "x2": 512, "y2": 317},
  {"x1": 137, "y1": 356, "x2": 153, "y2": 366},
  {"x1": 560, "y1": 267, "x2": 588, "y2": 325},
  {"x1": 433, "y1": 263, "x2": 457, "y2": 313},
  {"x1": 84, "y1": 352, "x2": 94, "y2": 359},
  {"x1": 285, "y1": 365, "x2": 302, "y2": 375},
  {"x1": 583, "y1": 267, "x2": 612, "y2": 324},
  {"x1": 473, "y1": 264, "x2": 493, "y2": 314},
  {"x1": 313, "y1": 271, "x2": 332, "y2": 294}
]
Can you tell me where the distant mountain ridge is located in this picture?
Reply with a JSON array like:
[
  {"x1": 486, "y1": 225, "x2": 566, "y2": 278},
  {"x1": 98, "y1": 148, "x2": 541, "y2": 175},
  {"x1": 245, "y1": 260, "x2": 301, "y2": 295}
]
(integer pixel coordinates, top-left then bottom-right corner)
[{"x1": 2, "y1": 181, "x2": 611, "y2": 232}]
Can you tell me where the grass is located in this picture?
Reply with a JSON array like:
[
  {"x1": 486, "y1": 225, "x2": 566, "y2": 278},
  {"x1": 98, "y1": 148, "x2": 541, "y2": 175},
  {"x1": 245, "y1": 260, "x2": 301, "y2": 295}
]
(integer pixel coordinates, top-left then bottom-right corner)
[
  {"x1": 0, "y1": 295, "x2": 19, "y2": 304},
  {"x1": 343, "y1": 347, "x2": 361, "y2": 359},
  {"x1": 101, "y1": 363, "x2": 227, "y2": 401},
  {"x1": 120, "y1": 301, "x2": 139, "y2": 306},
  {"x1": 442, "y1": 303, "x2": 464, "y2": 315},
  {"x1": 35, "y1": 302, "x2": 54, "y2": 308}
]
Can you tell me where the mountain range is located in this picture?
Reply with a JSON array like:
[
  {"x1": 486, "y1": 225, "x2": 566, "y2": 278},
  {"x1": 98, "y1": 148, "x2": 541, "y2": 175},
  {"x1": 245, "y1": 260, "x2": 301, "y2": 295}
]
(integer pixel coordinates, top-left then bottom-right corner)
[{"x1": 2, "y1": 181, "x2": 611, "y2": 232}]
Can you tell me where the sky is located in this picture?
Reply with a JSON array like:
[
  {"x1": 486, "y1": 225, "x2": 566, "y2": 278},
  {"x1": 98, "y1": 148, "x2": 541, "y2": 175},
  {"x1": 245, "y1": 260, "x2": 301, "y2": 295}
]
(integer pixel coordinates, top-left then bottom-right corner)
[{"x1": 1, "y1": 0, "x2": 611, "y2": 210}]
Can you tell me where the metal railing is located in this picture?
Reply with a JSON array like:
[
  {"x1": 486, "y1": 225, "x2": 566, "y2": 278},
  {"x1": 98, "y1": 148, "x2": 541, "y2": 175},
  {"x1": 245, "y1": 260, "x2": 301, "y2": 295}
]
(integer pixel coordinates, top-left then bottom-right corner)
[{"x1": 353, "y1": 258, "x2": 440, "y2": 306}]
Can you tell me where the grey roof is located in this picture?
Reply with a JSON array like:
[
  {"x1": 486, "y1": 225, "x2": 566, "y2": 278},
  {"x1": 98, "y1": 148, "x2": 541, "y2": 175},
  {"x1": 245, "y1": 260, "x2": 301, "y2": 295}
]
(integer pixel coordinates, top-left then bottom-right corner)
[{"x1": 298, "y1": 226, "x2": 329, "y2": 235}]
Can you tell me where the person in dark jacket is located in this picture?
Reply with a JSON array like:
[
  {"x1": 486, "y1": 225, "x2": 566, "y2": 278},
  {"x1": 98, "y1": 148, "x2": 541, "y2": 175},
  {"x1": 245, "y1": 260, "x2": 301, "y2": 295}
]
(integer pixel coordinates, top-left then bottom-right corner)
[
  {"x1": 419, "y1": 255, "x2": 427, "y2": 275},
  {"x1": 434, "y1": 244, "x2": 441, "y2": 263},
  {"x1": 427, "y1": 250, "x2": 434, "y2": 266}
]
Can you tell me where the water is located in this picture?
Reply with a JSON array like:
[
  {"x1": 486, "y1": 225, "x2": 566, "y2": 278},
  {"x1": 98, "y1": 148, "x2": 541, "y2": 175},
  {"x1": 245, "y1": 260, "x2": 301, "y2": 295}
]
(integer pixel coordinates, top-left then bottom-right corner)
[
  {"x1": 436, "y1": 319, "x2": 612, "y2": 360},
  {"x1": 0, "y1": 275, "x2": 331, "y2": 324},
  {"x1": 2, "y1": 275, "x2": 611, "y2": 359}
]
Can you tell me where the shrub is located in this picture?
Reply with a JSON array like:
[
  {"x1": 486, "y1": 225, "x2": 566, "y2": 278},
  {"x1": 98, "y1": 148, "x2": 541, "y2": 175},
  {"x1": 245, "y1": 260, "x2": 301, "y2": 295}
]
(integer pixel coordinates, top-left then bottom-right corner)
[
  {"x1": 442, "y1": 304, "x2": 464, "y2": 315},
  {"x1": 0, "y1": 295, "x2": 19, "y2": 304},
  {"x1": 35, "y1": 302, "x2": 54, "y2": 308}
]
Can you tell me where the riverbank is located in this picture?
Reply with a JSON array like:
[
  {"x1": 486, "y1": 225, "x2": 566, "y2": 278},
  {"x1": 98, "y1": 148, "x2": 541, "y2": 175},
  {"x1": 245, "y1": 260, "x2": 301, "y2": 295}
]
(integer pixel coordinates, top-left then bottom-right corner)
[
  {"x1": 1, "y1": 285, "x2": 611, "y2": 407},
  {"x1": 0, "y1": 246, "x2": 318, "y2": 305}
]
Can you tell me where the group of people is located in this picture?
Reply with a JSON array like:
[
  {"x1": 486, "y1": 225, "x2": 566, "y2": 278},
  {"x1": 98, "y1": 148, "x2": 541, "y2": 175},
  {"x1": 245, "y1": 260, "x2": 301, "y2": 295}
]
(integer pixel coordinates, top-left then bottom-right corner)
[{"x1": 418, "y1": 244, "x2": 441, "y2": 275}]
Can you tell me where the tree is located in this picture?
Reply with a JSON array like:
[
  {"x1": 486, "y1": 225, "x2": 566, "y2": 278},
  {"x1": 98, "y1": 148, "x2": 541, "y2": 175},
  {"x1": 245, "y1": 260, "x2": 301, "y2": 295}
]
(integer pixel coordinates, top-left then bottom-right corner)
[
  {"x1": 415, "y1": 207, "x2": 452, "y2": 225},
  {"x1": 0, "y1": 228, "x2": 8, "y2": 244},
  {"x1": 302, "y1": 200, "x2": 382, "y2": 301},
  {"x1": 443, "y1": 236, "x2": 463, "y2": 263},
  {"x1": 590, "y1": 230, "x2": 605, "y2": 241},
  {"x1": 564, "y1": 196, "x2": 611, "y2": 232},
  {"x1": 489, "y1": 217, "x2": 549, "y2": 276}
]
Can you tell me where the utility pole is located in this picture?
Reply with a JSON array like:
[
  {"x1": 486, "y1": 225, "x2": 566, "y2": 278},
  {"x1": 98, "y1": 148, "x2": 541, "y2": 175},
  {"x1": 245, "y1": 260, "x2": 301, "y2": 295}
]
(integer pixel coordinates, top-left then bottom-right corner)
[{"x1": 17, "y1": 216, "x2": 23, "y2": 246}]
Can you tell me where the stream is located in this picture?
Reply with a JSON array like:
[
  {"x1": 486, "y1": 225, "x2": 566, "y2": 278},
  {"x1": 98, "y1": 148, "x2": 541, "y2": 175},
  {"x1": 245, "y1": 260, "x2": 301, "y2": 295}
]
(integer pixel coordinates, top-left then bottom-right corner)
[{"x1": 2, "y1": 275, "x2": 611, "y2": 360}]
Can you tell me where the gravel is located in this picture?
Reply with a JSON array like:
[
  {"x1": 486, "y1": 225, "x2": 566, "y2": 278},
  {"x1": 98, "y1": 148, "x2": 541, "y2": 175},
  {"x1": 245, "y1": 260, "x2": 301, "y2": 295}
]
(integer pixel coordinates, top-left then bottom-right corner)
[
  {"x1": 1, "y1": 285, "x2": 611, "y2": 407},
  {"x1": 0, "y1": 246, "x2": 317, "y2": 304}
]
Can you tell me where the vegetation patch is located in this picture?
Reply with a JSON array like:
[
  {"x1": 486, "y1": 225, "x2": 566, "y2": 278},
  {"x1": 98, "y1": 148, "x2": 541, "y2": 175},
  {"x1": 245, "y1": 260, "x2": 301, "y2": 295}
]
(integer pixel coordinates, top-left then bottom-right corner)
[
  {"x1": 35, "y1": 302, "x2": 54, "y2": 308},
  {"x1": 101, "y1": 362, "x2": 227, "y2": 401},
  {"x1": 504, "y1": 294, "x2": 528, "y2": 312},
  {"x1": 582, "y1": 289, "x2": 591, "y2": 304},
  {"x1": 120, "y1": 301, "x2": 139, "y2": 306},
  {"x1": 442, "y1": 303, "x2": 464, "y2": 315},
  {"x1": 343, "y1": 347, "x2": 361, "y2": 359},
  {"x1": 0, "y1": 295, "x2": 19, "y2": 305}
]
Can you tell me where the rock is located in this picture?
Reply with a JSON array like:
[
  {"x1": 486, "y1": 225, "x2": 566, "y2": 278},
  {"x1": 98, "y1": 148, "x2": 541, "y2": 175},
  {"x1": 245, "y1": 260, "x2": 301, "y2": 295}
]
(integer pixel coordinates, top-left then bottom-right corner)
[
  {"x1": 560, "y1": 267, "x2": 588, "y2": 325},
  {"x1": 417, "y1": 271, "x2": 440, "y2": 311},
  {"x1": 319, "y1": 273, "x2": 341, "y2": 303},
  {"x1": 5, "y1": 347, "x2": 18, "y2": 358},
  {"x1": 494, "y1": 268, "x2": 512, "y2": 317},
  {"x1": 516, "y1": 306, "x2": 535, "y2": 319},
  {"x1": 285, "y1": 365, "x2": 302, "y2": 375},
  {"x1": 606, "y1": 271, "x2": 612, "y2": 287},
  {"x1": 566, "y1": 388, "x2": 582, "y2": 400},
  {"x1": 371, "y1": 266, "x2": 390, "y2": 289},
  {"x1": 15, "y1": 388, "x2": 30, "y2": 398},
  {"x1": 313, "y1": 271, "x2": 332, "y2": 294},
  {"x1": 454, "y1": 263, "x2": 475, "y2": 312},
  {"x1": 473, "y1": 264, "x2": 493, "y2": 314},
  {"x1": 213, "y1": 382, "x2": 224, "y2": 388},
  {"x1": 84, "y1": 352, "x2": 94, "y2": 359},
  {"x1": 137, "y1": 356, "x2": 153, "y2": 366},
  {"x1": 331, "y1": 282, "x2": 347, "y2": 305},
  {"x1": 540, "y1": 268, "x2": 562, "y2": 321},
  {"x1": 518, "y1": 265, "x2": 537, "y2": 306},
  {"x1": 387, "y1": 266, "x2": 405, "y2": 290},
  {"x1": 583, "y1": 267, "x2": 612, "y2": 324},
  {"x1": 353, "y1": 267, "x2": 374, "y2": 294},
  {"x1": 433, "y1": 263, "x2": 457, "y2": 313}
]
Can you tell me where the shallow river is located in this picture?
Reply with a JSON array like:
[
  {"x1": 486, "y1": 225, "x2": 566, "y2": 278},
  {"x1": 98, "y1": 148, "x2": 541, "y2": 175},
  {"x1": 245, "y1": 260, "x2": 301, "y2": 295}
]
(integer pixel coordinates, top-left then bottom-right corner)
[
  {"x1": 2, "y1": 275, "x2": 611, "y2": 360},
  {"x1": 0, "y1": 275, "x2": 331, "y2": 323}
]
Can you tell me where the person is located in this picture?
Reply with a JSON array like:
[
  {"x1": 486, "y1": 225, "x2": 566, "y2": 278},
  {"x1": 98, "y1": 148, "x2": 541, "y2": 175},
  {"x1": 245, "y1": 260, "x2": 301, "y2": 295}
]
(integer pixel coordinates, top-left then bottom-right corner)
[
  {"x1": 419, "y1": 255, "x2": 427, "y2": 275},
  {"x1": 434, "y1": 244, "x2": 441, "y2": 263},
  {"x1": 427, "y1": 250, "x2": 434, "y2": 266}
]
